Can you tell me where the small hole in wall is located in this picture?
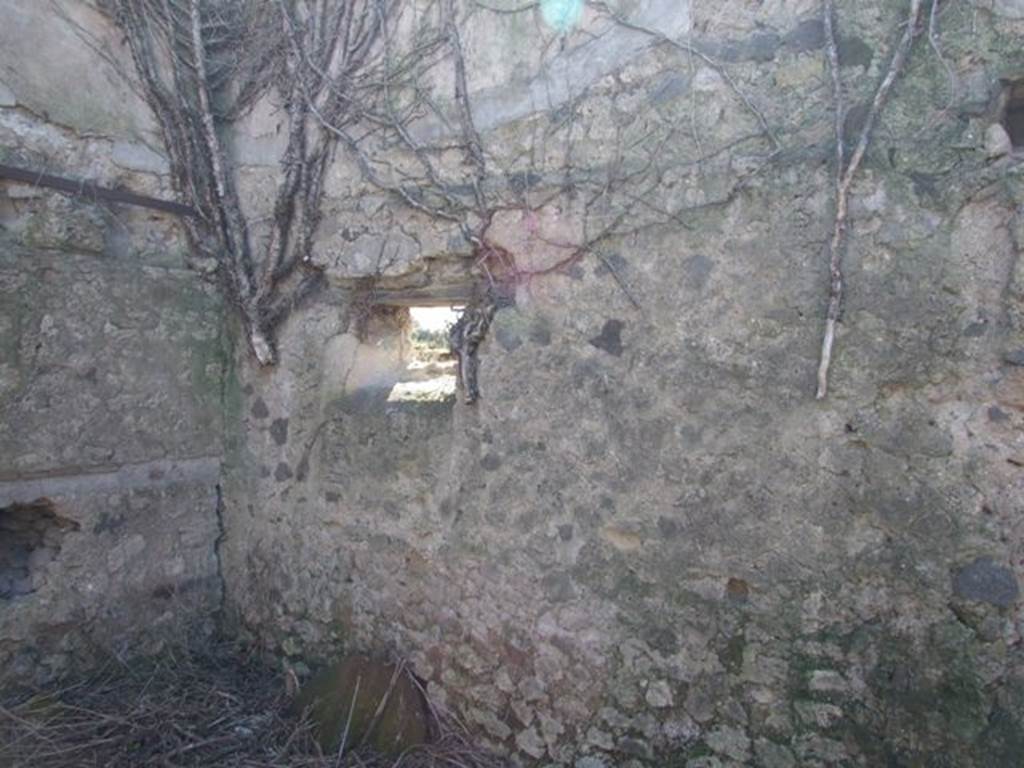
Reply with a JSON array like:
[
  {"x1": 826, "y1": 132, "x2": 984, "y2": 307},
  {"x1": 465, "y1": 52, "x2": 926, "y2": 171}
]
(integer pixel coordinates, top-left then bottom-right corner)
[
  {"x1": 0, "y1": 498, "x2": 80, "y2": 600},
  {"x1": 1003, "y1": 80, "x2": 1024, "y2": 149},
  {"x1": 387, "y1": 305, "x2": 463, "y2": 403}
]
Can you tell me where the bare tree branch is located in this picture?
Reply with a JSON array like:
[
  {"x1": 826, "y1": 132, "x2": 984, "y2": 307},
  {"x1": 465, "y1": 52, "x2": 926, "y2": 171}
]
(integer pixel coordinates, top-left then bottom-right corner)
[
  {"x1": 102, "y1": 0, "x2": 935, "y2": 397},
  {"x1": 815, "y1": 0, "x2": 929, "y2": 399}
]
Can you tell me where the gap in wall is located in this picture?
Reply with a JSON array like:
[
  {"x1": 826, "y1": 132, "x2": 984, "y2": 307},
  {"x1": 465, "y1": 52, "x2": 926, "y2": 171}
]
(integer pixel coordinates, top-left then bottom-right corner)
[
  {"x1": 387, "y1": 305, "x2": 463, "y2": 403},
  {"x1": 0, "y1": 498, "x2": 79, "y2": 600},
  {"x1": 1004, "y1": 80, "x2": 1024, "y2": 149}
]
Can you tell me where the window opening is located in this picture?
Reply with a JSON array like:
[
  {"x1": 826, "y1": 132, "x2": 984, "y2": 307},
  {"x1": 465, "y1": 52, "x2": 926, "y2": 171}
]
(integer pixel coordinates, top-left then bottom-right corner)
[{"x1": 387, "y1": 305, "x2": 463, "y2": 403}]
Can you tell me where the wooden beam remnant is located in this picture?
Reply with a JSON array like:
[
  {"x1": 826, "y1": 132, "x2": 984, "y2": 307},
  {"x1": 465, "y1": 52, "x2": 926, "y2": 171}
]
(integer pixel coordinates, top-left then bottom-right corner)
[{"x1": 0, "y1": 163, "x2": 198, "y2": 218}]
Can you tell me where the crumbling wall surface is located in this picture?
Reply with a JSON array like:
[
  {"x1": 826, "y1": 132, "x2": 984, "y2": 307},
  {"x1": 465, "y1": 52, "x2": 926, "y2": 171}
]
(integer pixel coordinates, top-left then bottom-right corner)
[
  {"x1": 217, "y1": 0, "x2": 1024, "y2": 765},
  {"x1": 0, "y1": 1, "x2": 229, "y2": 686}
]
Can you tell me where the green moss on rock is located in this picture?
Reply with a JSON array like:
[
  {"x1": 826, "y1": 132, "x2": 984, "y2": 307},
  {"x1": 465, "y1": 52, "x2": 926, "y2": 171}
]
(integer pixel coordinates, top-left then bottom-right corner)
[{"x1": 291, "y1": 655, "x2": 431, "y2": 756}]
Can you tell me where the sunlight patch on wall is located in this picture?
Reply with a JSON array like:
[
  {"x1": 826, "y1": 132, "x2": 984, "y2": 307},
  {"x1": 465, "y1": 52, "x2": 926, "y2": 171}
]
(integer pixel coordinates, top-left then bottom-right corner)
[{"x1": 540, "y1": 0, "x2": 583, "y2": 33}]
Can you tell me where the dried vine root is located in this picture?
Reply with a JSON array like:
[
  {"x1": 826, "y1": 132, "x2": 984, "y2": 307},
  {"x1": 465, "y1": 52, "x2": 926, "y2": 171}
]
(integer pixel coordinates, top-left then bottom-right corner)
[
  {"x1": 110, "y1": 0, "x2": 386, "y2": 366},
  {"x1": 815, "y1": 0, "x2": 929, "y2": 399}
]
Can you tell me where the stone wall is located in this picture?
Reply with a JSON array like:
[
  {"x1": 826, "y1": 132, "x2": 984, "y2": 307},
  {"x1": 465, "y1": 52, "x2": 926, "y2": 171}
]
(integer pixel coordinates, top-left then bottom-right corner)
[
  {"x1": 0, "y1": 0, "x2": 1021, "y2": 765},
  {"x1": 221, "y1": 1, "x2": 1024, "y2": 766},
  {"x1": 0, "y1": 0, "x2": 229, "y2": 686}
]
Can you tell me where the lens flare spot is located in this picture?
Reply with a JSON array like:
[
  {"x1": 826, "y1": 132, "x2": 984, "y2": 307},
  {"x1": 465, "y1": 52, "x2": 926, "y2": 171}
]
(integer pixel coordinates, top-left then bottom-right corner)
[{"x1": 541, "y1": 0, "x2": 583, "y2": 32}]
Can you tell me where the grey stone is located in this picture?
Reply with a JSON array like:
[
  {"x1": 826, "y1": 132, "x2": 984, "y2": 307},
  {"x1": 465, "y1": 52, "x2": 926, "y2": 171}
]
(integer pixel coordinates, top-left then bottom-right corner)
[
  {"x1": 541, "y1": 571, "x2": 577, "y2": 602},
  {"x1": 1003, "y1": 348, "x2": 1024, "y2": 366},
  {"x1": 754, "y1": 739, "x2": 797, "y2": 768},
  {"x1": 111, "y1": 141, "x2": 170, "y2": 174},
  {"x1": 808, "y1": 670, "x2": 847, "y2": 693},
  {"x1": 683, "y1": 254, "x2": 715, "y2": 291},
  {"x1": 538, "y1": 711, "x2": 565, "y2": 744},
  {"x1": 705, "y1": 725, "x2": 751, "y2": 762},
  {"x1": 688, "y1": 759, "x2": 726, "y2": 768},
  {"x1": 953, "y1": 557, "x2": 1020, "y2": 607},
  {"x1": 662, "y1": 716, "x2": 700, "y2": 747},
  {"x1": 0, "y1": 79, "x2": 15, "y2": 107},
  {"x1": 516, "y1": 726, "x2": 547, "y2": 759},
  {"x1": 616, "y1": 737, "x2": 651, "y2": 758},
  {"x1": 470, "y1": 707, "x2": 513, "y2": 740},
  {"x1": 963, "y1": 319, "x2": 989, "y2": 337},
  {"x1": 985, "y1": 124, "x2": 1013, "y2": 159},
  {"x1": 650, "y1": 73, "x2": 691, "y2": 105},
  {"x1": 959, "y1": 69, "x2": 997, "y2": 115},
  {"x1": 586, "y1": 726, "x2": 615, "y2": 750},
  {"x1": 26, "y1": 546, "x2": 54, "y2": 570},
  {"x1": 495, "y1": 325, "x2": 523, "y2": 351},
  {"x1": 645, "y1": 679, "x2": 674, "y2": 708},
  {"x1": 317, "y1": 230, "x2": 422, "y2": 280},
  {"x1": 19, "y1": 196, "x2": 107, "y2": 253},
  {"x1": 528, "y1": 321, "x2": 552, "y2": 346},
  {"x1": 7, "y1": 575, "x2": 34, "y2": 597},
  {"x1": 795, "y1": 700, "x2": 844, "y2": 728},
  {"x1": 988, "y1": 0, "x2": 1024, "y2": 19},
  {"x1": 714, "y1": 32, "x2": 781, "y2": 64}
]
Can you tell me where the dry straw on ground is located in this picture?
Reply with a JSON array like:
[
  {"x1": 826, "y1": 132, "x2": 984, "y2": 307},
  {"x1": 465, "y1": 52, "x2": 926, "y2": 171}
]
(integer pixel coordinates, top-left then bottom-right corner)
[{"x1": 0, "y1": 638, "x2": 507, "y2": 768}]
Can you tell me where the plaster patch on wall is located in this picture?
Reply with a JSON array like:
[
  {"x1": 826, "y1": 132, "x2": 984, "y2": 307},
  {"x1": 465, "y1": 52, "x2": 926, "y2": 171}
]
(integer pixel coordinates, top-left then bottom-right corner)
[{"x1": 414, "y1": 0, "x2": 692, "y2": 138}]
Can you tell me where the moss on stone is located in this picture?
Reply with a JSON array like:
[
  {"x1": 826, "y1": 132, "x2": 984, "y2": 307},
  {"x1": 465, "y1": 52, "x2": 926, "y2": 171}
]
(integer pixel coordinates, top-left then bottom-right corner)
[
  {"x1": 720, "y1": 630, "x2": 747, "y2": 675},
  {"x1": 785, "y1": 621, "x2": 1008, "y2": 767},
  {"x1": 291, "y1": 655, "x2": 431, "y2": 756}
]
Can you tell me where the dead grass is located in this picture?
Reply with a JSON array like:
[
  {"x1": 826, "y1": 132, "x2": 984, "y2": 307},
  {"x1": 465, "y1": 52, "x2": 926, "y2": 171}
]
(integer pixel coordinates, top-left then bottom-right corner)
[{"x1": 0, "y1": 638, "x2": 507, "y2": 768}]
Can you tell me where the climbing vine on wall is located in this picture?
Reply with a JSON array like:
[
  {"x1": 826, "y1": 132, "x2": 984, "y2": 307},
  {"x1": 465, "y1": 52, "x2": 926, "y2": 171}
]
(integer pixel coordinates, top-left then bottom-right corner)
[
  {"x1": 106, "y1": 0, "x2": 395, "y2": 364},
  {"x1": 104, "y1": 0, "x2": 964, "y2": 398},
  {"x1": 101, "y1": 0, "x2": 780, "y2": 366},
  {"x1": 815, "y1": 0, "x2": 938, "y2": 399}
]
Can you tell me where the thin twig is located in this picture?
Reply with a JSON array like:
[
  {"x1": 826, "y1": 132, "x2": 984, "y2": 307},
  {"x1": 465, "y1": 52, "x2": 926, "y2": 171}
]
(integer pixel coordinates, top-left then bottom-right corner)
[
  {"x1": 815, "y1": 0, "x2": 927, "y2": 399},
  {"x1": 336, "y1": 674, "x2": 362, "y2": 762},
  {"x1": 357, "y1": 661, "x2": 405, "y2": 750}
]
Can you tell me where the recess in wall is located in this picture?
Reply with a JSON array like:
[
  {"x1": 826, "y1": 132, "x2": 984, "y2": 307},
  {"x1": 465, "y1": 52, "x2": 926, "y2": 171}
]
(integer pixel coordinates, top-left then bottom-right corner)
[
  {"x1": 0, "y1": 499, "x2": 79, "y2": 600},
  {"x1": 387, "y1": 305, "x2": 463, "y2": 403},
  {"x1": 1002, "y1": 79, "x2": 1024, "y2": 149}
]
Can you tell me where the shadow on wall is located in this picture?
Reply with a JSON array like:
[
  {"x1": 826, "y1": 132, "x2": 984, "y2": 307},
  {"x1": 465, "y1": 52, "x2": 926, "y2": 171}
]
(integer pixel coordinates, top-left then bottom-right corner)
[
  {"x1": 0, "y1": 498, "x2": 79, "y2": 600},
  {"x1": 1002, "y1": 78, "x2": 1024, "y2": 148}
]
